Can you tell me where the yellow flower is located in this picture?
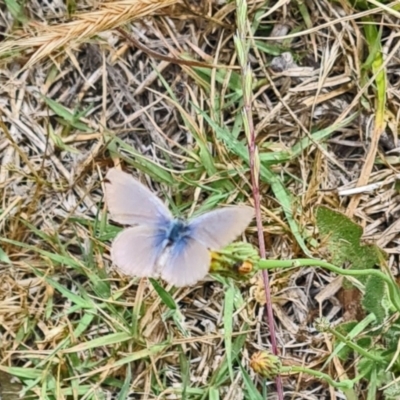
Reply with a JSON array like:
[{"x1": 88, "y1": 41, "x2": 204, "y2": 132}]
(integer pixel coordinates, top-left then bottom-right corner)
[{"x1": 250, "y1": 351, "x2": 281, "y2": 379}]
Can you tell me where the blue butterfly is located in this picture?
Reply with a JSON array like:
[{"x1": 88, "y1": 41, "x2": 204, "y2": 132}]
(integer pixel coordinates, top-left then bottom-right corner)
[{"x1": 105, "y1": 168, "x2": 254, "y2": 287}]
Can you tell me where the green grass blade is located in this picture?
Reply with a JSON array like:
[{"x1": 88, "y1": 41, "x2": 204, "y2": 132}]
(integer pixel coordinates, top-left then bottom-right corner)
[
  {"x1": 64, "y1": 332, "x2": 133, "y2": 353},
  {"x1": 290, "y1": 113, "x2": 358, "y2": 157},
  {"x1": 322, "y1": 313, "x2": 376, "y2": 369},
  {"x1": 116, "y1": 366, "x2": 132, "y2": 400},
  {"x1": 149, "y1": 278, "x2": 177, "y2": 310},
  {"x1": 0, "y1": 238, "x2": 82, "y2": 269},
  {"x1": 197, "y1": 109, "x2": 311, "y2": 256},
  {"x1": 239, "y1": 363, "x2": 264, "y2": 400},
  {"x1": 0, "y1": 245, "x2": 11, "y2": 264},
  {"x1": 223, "y1": 282, "x2": 235, "y2": 381},
  {"x1": 41, "y1": 95, "x2": 92, "y2": 132},
  {"x1": 4, "y1": 0, "x2": 27, "y2": 23},
  {"x1": 107, "y1": 135, "x2": 175, "y2": 184}
]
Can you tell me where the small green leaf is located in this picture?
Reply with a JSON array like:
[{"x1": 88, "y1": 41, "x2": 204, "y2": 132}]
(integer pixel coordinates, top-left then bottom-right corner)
[
  {"x1": 4, "y1": 0, "x2": 27, "y2": 23},
  {"x1": 66, "y1": 0, "x2": 76, "y2": 16},
  {"x1": 209, "y1": 387, "x2": 220, "y2": 400},
  {"x1": 316, "y1": 206, "x2": 383, "y2": 273},
  {"x1": 210, "y1": 329, "x2": 248, "y2": 388},
  {"x1": 108, "y1": 136, "x2": 175, "y2": 185},
  {"x1": 65, "y1": 332, "x2": 133, "y2": 353},
  {"x1": 255, "y1": 41, "x2": 286, "y2": 56},
  {"x1": 116, "y1": 366, "x2": 132, "y2": 400},
  {"x1": 48, "y1": 126, "x2": 80, "y2": 153},
  {"x1": 362, "y1": 275, "x2": 388, "y2": 323},
  {"x1": 0, "y1": 246, "x2": 11, "y2": 264},
  {"x1": 239, "y1": 363, "x2": 264, "y2": 400},
  {"x1": 40, "y1": 95, "x2": 92, "y2": 132},
  {"x1": 384, "y1": 381, "x2": 400, "y2": 399},
  {"x1": 179, "y1": 347, "x2": 189, "y2": 399},
  {"x1": 0, "y1": 366, "x2": 41, "y2": 380},
  {"x1": 291, "y1": 113, "x2": 358, "y2": 158},
  {"x1": 326, "y1": 314, "x2": 375, "y2": 366},
  {"x1": 149, "y1": 278, "x2": 177, "y2": 310}
]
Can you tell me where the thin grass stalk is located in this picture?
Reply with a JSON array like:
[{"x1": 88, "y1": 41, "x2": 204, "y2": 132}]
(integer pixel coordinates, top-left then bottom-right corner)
[{"x1": 235, "y1": 0, "x2": 284, "y2": 398}]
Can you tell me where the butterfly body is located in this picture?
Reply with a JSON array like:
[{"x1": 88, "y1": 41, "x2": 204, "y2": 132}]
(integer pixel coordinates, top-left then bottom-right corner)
[
  {"x1": 151, "y1": 219, "x2": 193, "y2": 272},
  {"x1": 105, "y1": 168, "x2": 254, "y2": 287},
  {"x1": 164, "y1": 219, "x2": 191, "y2": 247}
]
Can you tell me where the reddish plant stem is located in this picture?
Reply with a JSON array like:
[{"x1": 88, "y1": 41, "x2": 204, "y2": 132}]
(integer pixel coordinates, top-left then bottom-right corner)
[
  {"x1": 235, "y1": 1, "x2": 283, "y2": 395},
  {"x1": 243, "y1": 105, "x2": 284, "y2": 398}
]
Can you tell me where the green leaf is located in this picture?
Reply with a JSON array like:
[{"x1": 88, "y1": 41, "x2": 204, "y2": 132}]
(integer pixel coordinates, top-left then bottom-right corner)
[
  {"x1": 290, "y1": 113, "x2": 358, "y2": 158},
  {"x1": 48, "y1": 126, "x2": 80, "y2": 153},
  {"x1": 209, "y1": 329, "x2": 248, "y2": 389},
  {"x1": 40, "y1": 95, "x2": 92, "y2": 132},
  {"x1": 64, "y1": 332, "x2": 134, "y2": 353},
  {"x1": 0, "y1": 366, "x2": 41, "y2": 380},
  {"x1": 73, "y1": 312, "x2": 95, "y2": 339},
  {"x1": 362, "y1": 19, "x2": 386, "y2": 128},
  {"x1": 0, "y1": 246, "x2": 11, "y2": 264},
  {"x1": 149, "y1": 278, "x2": 177, "y2": 310},
  {"x1": 362, "y1": 275, "x2": 388, "y2": 323},
  {"x1": 38, "y1": 273, "x2": 93, "y2": 309},
  {"x1": 316, "y1": 206, "x2": 383, "y2": 273},
  {"x1": 239, "y1": 363, "x2": 264, "y2": 400},
  {"x1": 255, "y1": 40, "x2": 286, "y2": 56},
  {"x1": 384, "y1": 381, "x2": 400, "y2": 399},
  {"x1": 108, "y1": 136, "x2": 175, "y2": 185},
  {"x1": 316, "y1": 206, "x2": 387, "y2": 321},
  {"x1": 149, "y1": 65, "x2": 216, "y2": 176},
  {"x1": 0, "y1": 237, "x2": 82, "y2": 269},
  {"x1": 193, "y1": 66, "x2": 242, "y2": 93},
  {"x1": 326, "y1": 314, "x2": 375, "y2": 366},
  {"x1": 179, "y1": 347, "x2": 190, "y2": 399},
  {"x1": 116, "y1": 366, "x2": 132, "y2": 400},
  {"x1": 4, "y1": 0, "x2": 27, "y2": 23},
  {"x1": 209, "y1": 387, "x2": 220, "y2": 400}
]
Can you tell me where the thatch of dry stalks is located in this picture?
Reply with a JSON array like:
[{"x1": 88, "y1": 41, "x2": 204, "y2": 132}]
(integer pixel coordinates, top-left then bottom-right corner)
[
  {"x1": 1, "y1": 0, "x2": 400, "y2": 399},
  {"x1": 0, "y1": 0, "x2": 180, "y2": 69}
]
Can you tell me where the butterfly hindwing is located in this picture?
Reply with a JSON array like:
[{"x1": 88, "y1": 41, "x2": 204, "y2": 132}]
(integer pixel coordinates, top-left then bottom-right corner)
[
  {"x1": 111, "y1": 225, "x2": 167, "y2": 278},
  {"x1": 160, "y1": 238, "x2": 210, "y2": 287}
]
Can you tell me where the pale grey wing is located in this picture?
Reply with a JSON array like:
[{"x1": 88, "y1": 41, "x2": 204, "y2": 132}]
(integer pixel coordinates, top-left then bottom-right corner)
[
  {"x1": 160, "y1": 239, "x2": 210, "y2": 287},
  {"x1": 111, "y1": 226, "x2": 166, "y2": 278},
  {"x1": 105, "y1": 168, "x2": 172, "y2": 225},
  {"x1": 188, "y1": 206, "x2": 254, "y2": 250}
]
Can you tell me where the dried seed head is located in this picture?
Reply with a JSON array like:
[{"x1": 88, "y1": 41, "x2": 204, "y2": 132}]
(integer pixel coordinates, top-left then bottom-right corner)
[{"x1": 250, "y1": 351, "x2": 281, "y2": 379}]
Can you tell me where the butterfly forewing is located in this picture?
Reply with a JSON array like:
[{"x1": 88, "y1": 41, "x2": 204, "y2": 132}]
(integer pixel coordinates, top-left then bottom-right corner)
[
  {"x1": 161, "y1": 238, "x2": 210, "y2": 287},
  {"x1": 188, "y1": 206, "x2": 254, "y2": 250},
  {"x1": 105, "y1": 168, "x2": 172, "y2": 226},
  {"x1": 111, "y1": 226, "x2": 166, "y2": 277}
]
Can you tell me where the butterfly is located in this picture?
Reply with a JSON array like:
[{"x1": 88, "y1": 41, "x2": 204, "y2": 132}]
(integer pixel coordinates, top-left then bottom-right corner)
[{"x1": 105, "y1": 168, "x2": 254, "y2": 287}]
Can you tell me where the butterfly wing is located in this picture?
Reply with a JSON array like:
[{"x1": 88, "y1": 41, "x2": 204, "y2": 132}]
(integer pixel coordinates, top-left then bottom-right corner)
[
  {"x1": 105, "y1": 168, "x2": 172, "y2": 226},
  {"x1": 111, "y1": 226, "x2": 167, "y2": 277},
  {"x1": 160, "y1": 239, "x2": 210, "y2": 287},
  {"x1": 188, "y1": 206, "x2": 254, "y2": 250}
]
